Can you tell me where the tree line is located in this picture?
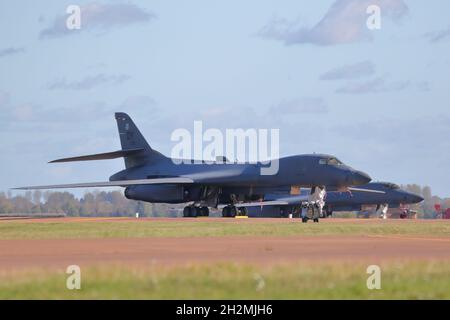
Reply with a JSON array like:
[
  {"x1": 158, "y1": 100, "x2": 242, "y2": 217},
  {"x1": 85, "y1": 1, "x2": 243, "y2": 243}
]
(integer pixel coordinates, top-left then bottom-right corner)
[
  {"x1": 0, "y1": 190, "x2": 179, "y2": 217},
  {"x1": 0, "y1": 185, "x2": 448, "y2": 218},
  {"x1": 401, "y1": 184, "x2": 449, "y2": 218}
]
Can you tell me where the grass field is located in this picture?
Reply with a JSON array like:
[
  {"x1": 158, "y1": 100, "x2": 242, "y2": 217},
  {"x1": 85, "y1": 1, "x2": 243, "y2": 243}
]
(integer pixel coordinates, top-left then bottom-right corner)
[
  {"x1": 1, "y1": 261, "x2": 449, "y2": 299},
  {"x1": 1, "y1": 218, "x2": 449, "y2": 239},
  {"x1": 1, "y1": 218, "x2": 449, "y2": 299}
]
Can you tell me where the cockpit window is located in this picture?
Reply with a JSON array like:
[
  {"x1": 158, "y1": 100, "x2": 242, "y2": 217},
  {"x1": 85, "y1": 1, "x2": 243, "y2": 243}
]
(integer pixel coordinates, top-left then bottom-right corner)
[
  {"x1": 380, "y1": 182, "x2": 400, "y2": 189},
  {"x1": 327, "y1": 157, "x2": 343, "y2": 165},
  {"x1": 320, "y1": 157, "x2": 343, "y2": 165}
]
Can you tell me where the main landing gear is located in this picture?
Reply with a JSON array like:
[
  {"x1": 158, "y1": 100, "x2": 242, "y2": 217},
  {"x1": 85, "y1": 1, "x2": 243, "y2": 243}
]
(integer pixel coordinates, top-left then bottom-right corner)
[
  {"x1": 183, "y1": 206, "x2": 209, "y2": 217},
  {"x1": 301, "y1": 186, "x2": 326, "y2": 223},
  {"x1": 222, "y1": 206, "x2": 248, "y2": 218}
]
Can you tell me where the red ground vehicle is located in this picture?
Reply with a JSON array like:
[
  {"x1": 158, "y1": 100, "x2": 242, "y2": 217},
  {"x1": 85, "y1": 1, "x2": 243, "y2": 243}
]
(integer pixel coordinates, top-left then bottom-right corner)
[
  {"x1": 434, "y1": 204, "x2": 450, "y2": 219},
  {"x1": 444, "y1": 208, "x2": 450, "y2": 219}
]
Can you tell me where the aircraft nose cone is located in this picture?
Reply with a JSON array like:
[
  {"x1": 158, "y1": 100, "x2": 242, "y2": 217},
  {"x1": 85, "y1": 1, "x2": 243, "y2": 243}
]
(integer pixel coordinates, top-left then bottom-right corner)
[
  {"x1": 413, "y1": 194, "x2": 424, "y2": 203},
  {"x1": 352, "y1": 170, "x2": 371, "y2": 185}
]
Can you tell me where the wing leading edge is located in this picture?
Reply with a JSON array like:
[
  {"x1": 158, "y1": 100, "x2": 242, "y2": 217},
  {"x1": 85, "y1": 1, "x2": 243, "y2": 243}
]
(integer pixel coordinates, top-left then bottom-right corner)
[
  {"x1": 231, "y1": 187, "x2": 385, "y2": 208},
  {"x1": 12, "y1": 177, "x2": 194, "y2": 190},
  {"x1": 348, "y1": 187, "x2": 385, "y2": 194},
  {"x1": 49, "y1": 148, "x2": 145, "y2": 163}
]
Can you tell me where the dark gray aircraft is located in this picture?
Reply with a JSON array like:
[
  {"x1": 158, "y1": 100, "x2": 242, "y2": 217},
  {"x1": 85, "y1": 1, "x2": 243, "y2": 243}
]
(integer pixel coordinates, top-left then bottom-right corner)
[
  {"x1": 236, "y1": 182, "x2": 423, "y2": 221},
  {"x1": 323, "y1": 182, "x2": 423, "y2": 219},
  {"x1": 15, "y1": 112, "x2": 373, "y2": 219}
]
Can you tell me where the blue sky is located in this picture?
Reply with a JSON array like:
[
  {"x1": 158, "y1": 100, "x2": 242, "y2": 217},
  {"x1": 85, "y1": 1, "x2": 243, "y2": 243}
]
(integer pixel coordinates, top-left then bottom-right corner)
[{"x1": 0, "y1": 0, "x2": 449, "y2": 196}]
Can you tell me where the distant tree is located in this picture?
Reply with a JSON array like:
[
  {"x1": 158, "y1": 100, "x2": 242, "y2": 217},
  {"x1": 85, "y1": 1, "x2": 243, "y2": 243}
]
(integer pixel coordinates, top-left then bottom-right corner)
[
  {"x1": 32, "y1": 190, "x2": 42, "y2": 205},
  {"x1": 0, "y1": 192, "x2": 14, "y2": 213}
]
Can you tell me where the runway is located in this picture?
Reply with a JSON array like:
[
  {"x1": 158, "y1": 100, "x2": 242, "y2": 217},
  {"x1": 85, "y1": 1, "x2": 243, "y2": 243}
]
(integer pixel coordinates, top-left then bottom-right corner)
[{"x1": 1, "y1": 234, "x2": 449, "y2": 270}]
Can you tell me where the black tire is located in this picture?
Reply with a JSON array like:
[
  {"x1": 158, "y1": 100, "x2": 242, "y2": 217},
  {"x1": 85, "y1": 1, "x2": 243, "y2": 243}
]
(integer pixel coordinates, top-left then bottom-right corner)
[
  {"x1": 312, "y1": 206, "x2": 320, "y2": 220},
  {"x1": 238, "y1": 207, "x2": 248, "y2": 216},
  {"x1": 313, "y1": 218, "x2": 319, "y2": 223},
  {"x1": 229, "y1": 206, "x2": 237, "y2": 218},
  {"x1": 190, "y1": 207, "x2": 198, "y2": 218},
  {"x1": 307, "y1": 207, "x2": 314, "y2": 220},
  {"x1": 302, "y1": 217, "x2": 308, "y2": 223},
  {"x1": 200, "y1": 207, "x2": 209, "y2": 217},
  {"x1": 183, "y1": 206, "x2": 191, "y2": 217},
  {"x1": 222, "y1": 206, "x2": 229, "y2": 218}
]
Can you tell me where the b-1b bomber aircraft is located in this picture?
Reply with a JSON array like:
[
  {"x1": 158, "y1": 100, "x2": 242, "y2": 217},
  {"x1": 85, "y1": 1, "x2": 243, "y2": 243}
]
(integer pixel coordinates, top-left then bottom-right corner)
[
  {"x1": 235, "y1": 182, "x2": 424, "y2": 221},
  {"x1": 15, "y1": 112, "x2": 375, "y2": 221}
]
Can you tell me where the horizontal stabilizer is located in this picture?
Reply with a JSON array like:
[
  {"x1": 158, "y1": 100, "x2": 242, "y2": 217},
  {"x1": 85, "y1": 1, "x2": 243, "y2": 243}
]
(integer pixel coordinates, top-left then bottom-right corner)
[
  {"x1": 12, "y1": 177, "x2": 194, "y2": 190},
  {"x1": 49, "y1": 148, "x2": 145, "y2": 163}
]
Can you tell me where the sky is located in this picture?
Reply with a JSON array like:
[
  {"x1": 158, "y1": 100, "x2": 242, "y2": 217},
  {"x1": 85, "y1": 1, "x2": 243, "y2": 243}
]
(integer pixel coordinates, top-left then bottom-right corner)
[{"x1": 0, "y1": 0, "x2": 449, "y2": 196}]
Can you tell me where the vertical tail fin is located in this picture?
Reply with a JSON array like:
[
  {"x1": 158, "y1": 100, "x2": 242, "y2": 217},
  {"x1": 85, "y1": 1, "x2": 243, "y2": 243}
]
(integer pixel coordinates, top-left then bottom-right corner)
[{"x1": 115, "y1": 112, "x2": 166, "y2": 168}]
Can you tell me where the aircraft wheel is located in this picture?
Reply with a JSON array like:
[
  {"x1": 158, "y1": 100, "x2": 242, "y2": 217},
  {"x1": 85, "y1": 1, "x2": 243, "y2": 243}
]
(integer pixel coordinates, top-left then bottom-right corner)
[
  {"x1": 200, "y1": 207, "x2": 209, "y2": 217},
  {"x1": 183, "y1": 206, "x2": 191, "y2": 217},
  {"x1": 190, "y1": 207, "x2": 198, "y2": 218},
  {"x1": 222, "y1": 206, "x2": 229, "y2": 218},
  {"x1": 238, "y1": 207, "x2": 248, "y2": 216},
  {"x1": 229, "y1": 206, "x2": 237, "y2": 218},
  {"x1": 307, "y1": 206, "x2": 314, "y2": 220}
]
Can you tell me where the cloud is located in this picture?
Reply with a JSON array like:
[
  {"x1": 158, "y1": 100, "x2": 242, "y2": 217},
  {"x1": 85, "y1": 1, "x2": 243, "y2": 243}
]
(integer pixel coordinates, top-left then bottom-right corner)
[
  {"x1": 40, "y1": 3, "x2": 156, "y2": 39},
  {"x1": 424, "y1": 27, "x2": 450, "y2": 43},
  {"x1": 259, "y1": 0, "x2": 408, "y2": 46},
  {"x1": 48, "y1": 74, "x2": 131, "y2": 90},
  {"x1": 0, "y1": 47, "x2": 25, "y2": 58},
  {"x1": 118, "y1": 95, "x2": 156, "y2": 110},
  {"x1": 338, "y1": 78, "x2": 430, "y2": 94},
  {"x1": 11, "y1": 104, "x2": 34, "y2": 121},
  {"x1": 320, "y1": 60, "x2": 375, "y2": 80},
  {"x1": 270, "y1": 97, "x2": 328, "y2": 114},
  {"x1": 333, "y1": 116, "x2": 450, "y2": 149},
  {"x1": 115, "y1": 95, "x2": 159, "y2": 116},
  {"x1": 336, "y1": 77, "x2": 429, "y2": 94},
  {"x1": 0, "y1": 91, "x2": 10, "y2": 107}
]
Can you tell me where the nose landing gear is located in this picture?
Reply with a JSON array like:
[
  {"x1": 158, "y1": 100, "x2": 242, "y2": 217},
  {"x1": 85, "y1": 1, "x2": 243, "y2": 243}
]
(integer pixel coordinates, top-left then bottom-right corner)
[
  {"x1": 301, "y1": 186, "x2": 326, "y2": 223},
  {"x1": 301, "y1": 203, "x2": 321, "y2": 223},
  {"x1": 376, "y1": 204, "x2": 388, "y2": 219}
]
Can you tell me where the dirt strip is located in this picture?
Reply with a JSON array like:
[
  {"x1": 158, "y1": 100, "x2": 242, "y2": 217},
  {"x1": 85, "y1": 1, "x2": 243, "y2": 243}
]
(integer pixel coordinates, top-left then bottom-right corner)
[{"x1": 1, "y1": 235, "x2": 449, "y2": 270}]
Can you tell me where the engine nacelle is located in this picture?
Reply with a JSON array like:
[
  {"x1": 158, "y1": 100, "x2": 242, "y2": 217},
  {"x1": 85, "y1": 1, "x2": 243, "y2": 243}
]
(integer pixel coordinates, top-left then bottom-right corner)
[
  {"x1": 125, "y1": 185, "x2": 184, "y2": 203},
  {"x1": 124, "y1": 185, "x2": 203, "y2": 204}
]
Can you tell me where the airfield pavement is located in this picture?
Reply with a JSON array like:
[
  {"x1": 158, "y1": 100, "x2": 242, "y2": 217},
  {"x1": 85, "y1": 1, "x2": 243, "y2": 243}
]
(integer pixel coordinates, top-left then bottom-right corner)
[{"x1": 0, "y1": 217, "x2": 449, "y2": 271}]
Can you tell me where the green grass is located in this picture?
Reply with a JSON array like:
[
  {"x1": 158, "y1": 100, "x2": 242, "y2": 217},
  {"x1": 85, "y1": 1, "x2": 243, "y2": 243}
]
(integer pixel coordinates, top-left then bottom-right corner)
[
  {"x1": 1, "y1": 219, "x2": 449, "y2": 299},
  {"x1": 0, "y1": 219, "x2": 449, "y2": 240},
  {"x1": 1, "y1": 261, "x2": 449, "y2": 299}
]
